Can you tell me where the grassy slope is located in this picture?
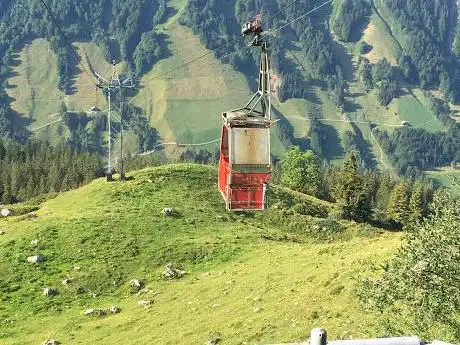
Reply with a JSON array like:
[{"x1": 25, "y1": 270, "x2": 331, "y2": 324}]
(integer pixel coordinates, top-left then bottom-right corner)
[
  {"x1": 426, "y1": 167, "x2": 460, "y2": 196},
  {"x1": 131, "y1": 0, "x2": 285, "y2": 156},
  {"x1": 7, "y1": 39, "x2": 62, "y2": 132},
  {"x1": 361, "y1": 12, "x2": 401, "y2": 65},
  {"x1": 0, "y1": 164, "x2": 401, "y2": 345},
  {"x1": 7, "y1": 39, "x2": 112, "y2": 141}
]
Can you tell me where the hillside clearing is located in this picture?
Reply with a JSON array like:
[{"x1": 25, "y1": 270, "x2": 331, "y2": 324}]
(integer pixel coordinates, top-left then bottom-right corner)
[
  {"x1": 0, "y1": 164, "x2": 401, "y2": 345},
  {"x1": 6, "y1": 39, "x2": 114, "y2": 141}
]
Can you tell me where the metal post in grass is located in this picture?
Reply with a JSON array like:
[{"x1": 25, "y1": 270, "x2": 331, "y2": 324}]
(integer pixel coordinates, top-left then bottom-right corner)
[{"x1": 265, "y1": 327, "x2": 454, "y2": 345}]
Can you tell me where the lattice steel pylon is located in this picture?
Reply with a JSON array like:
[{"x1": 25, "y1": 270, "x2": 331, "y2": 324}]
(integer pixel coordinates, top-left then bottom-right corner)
[{"x1": 95, "y1": 61, "x2": 135, "y2": 181}]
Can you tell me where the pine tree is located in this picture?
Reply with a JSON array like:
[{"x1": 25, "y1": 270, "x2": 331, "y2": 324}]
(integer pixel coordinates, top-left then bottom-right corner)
[
  {"x1": 386, "y1": 183, "x2": 409, "y2": 227},
  {"x1": 408, "y1": 182, "x2": 424, "y2": 223},
  {"x1": 336, "y1": 152, "x2": 370, "y2": 221}
]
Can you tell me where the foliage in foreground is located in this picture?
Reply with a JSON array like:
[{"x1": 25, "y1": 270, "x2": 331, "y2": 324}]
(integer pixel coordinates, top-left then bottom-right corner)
[{"x1": 358, "y1": 191, "x2": 460, "y2": 342}]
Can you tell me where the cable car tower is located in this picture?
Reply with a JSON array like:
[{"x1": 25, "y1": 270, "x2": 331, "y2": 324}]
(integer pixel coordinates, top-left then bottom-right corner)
[
  {"x1": 219, "y1": 16, "x2": 272, "y2": 211},
  {"x1": 96, "y1": 61, "x2": 135, "y2": 182}
]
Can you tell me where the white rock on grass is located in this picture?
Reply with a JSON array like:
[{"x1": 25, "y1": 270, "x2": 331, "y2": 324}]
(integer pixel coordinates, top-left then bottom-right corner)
[
  {"x1": 138, "y1": 300, "x2": 152, "y2": 307},
  {"x1": 162, "y1": 208, "x2": 174, "y2": 217},
  {"x1": 163, "y1": 263, "x2": 186, "y2": 280},
  {"x1": 0, "y1": 231, "x2": 5, "y2": 235},
  {"x1": 62, "y1": 278, "x2": 71, "y2": 286},
  {"x1": 130, "y1": 279, "x2": 144, "y2": 291},
  {"x1": 206, "y1": 334, "x2": 222, "y2": 345},
  {"x1": 1, "y1": 209, "x2": 12, "y2": 217},
  {"x1": 27, "y1": 255, "x2": 44, "y2": 264},
  {"x1": 42, "y1": 340, "x2": 60, "y2": 345},
  {"x1": 43, "y1": 288, "x2": 58, "y2": 297},
  {"x1": 84, "y1": 306, "x2": 121, "y2": 317},
  {"x1": 31, "y1": 239, "x2": 39, "y2": 245}
]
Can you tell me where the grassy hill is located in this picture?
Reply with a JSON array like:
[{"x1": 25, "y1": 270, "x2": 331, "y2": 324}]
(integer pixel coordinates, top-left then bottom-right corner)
[{"x1": 0, "y1": 164, "x2": 402, "y2": 345}]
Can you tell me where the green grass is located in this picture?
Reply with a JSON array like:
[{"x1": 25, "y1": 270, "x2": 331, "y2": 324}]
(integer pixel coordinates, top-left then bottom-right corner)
[
  {"x1": 395, "y1": 90, "x2": 445, "y2": 132},
  {"x1": 361, "y1": 12, "x2": 402, "y2": 65},
  {"x1": 7, "y1": 39, "x2": 62, "y2": 135},
  {"x1": 426, "y1": 168, "x2": 460, "y2": 196},
  {"x1": 7, "y1": 39, "x2": 112, "y2": 141},
  {"x1": 0, "y1": 164, "x2": 402, "y2": 345},
  {"x1": 130, "y1": 1, "x2": 291, "y2": 155}
]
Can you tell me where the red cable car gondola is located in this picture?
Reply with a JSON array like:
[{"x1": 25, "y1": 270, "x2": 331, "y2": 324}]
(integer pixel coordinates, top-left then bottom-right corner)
[{"x1": 219, "y1": 19, "x2": 272, "y2": 211}]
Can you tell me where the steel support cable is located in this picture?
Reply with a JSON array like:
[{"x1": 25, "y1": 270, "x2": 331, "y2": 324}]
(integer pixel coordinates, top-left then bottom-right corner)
[
  {"x1": 37, "y1": 0, "x2": 98, "y2": 87},
  {"x1": 139, "y1": 0, "x2": 334, "y2": 86},
  {"x1": 264, "y1": 0, "x2": 302, "y2": 24},
  {"x1": 136, "y1": 139, "x2": 221, "y2": 157},
  {"x1": 140, "y1": 44, "x2": 251, "y2": 85},
  {"x1": 264, "y1": 0, "x2": 334, "y2": 35}
]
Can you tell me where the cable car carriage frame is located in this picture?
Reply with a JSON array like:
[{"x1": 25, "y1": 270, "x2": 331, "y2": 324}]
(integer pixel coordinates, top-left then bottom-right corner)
[{"x1": 219, "y1": 18, "x2": 273, "y2": 211}]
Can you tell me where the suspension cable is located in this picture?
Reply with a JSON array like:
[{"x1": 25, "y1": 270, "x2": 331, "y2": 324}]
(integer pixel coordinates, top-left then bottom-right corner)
[{"x1": 38, "y1": 0, "x2": 98, "y2": 87}]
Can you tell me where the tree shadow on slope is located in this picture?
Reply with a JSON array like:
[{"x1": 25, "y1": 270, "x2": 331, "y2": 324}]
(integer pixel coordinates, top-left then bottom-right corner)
[
  {"x1": 319, "y1": 123, "x2": 345, "y2": 161},
  {"x1": 272, "y1": 106, "x2": 310, "y2": 150},
  {"x1": 349, "y1": 122, "x2": 377, "y2": 170}
]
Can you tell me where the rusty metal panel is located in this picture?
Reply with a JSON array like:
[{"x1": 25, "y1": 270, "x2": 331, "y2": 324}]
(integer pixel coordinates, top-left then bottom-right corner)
[{"x1": 230, "y1": 128, "x2": 270, "y2": 165}]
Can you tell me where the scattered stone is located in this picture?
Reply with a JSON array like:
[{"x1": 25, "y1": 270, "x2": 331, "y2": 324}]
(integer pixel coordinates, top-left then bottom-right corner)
[
  {"x1": 253, "y1": 307, "x2": 262, "y2": 313},
  {"x1": 84, "y1": 306, "x2": 121, "y2": 317},
  {"x1": 130, "y1": 279, "x2": 144, "y2": 292},
  {"x1": 27, "y1": 255, "x2": 44, "y2": 264},
  {"x1": 163, "y1": 263, "x2": 185, "y2": 280},
  {"x1": 0, "y1": 231, "x2": 5, "y2": 235},
  {"x1": 43, "y1": 288, "x2": 58, "y2": 297},
  {"x1": 84, "y1": 308, "x2": 98, "y2": 316},
  {"x1": 211, "y1": 304, "x2": 221, "y2": 309},
  {"x1": 31, "y1": 239, "x2": 39, "y2": 245},
  {"x1": 138, "y1": 300, "x2": 152, "y2": 308},
  {"x1": 73, "y1": 266, "x2": 81, "y2": 271},
  {"x1": 206, "y1": 334, "x2": 222, "y2": 345},
  {"x1": 108, "y1": 306, "x2": 121, "y2": 314},
  {"x1": 163, "y1": 208, "x2": 174, "y2": 217},
  {"x1": 62, "y1": 278, "x2": 71, "y2": 286},
  {"x1": 42, "y1": 339, "x2": 60, "y2": 345},
  {"x1": 252, "y1": 296, "x2": 262, "y2": 302},
  {"x1": 73, "y1": 286, "x2": 85, "y2": 295},
  {"x1": 0, "y1": 209, "x2": 12, "y2": 217},
  {"x1": 202, "y1": 272, "x2": 211, "y2": 277}
]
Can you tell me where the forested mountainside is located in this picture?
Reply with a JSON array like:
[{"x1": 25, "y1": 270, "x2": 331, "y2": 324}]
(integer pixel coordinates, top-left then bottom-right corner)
[
  {"x1": 0, "y1": 0, "x2": 459, "y2": 178},
  {"x1": 0, "y1": 0, "x2": 167, "y2": 144},
  {"x1": 181, "y1": 0, "x2": 460, "y2": 175}
]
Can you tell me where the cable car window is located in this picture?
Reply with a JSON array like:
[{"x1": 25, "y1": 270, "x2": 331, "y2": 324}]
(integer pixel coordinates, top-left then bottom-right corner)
[{"x1": 230, "y1": 128, "x2": 270, "y2": 165}]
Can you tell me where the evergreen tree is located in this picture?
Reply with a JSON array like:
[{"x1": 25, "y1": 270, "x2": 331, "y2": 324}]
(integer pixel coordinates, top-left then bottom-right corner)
[
  {"x1": 336, "y1": 152, "x2": 370, "y2": 221},
  {"x1": 386, "y1": 183, "x2": 409, "y2": 227},
  {"x1": 408, "y1": 182, "x2": 424, "y2": 224}
]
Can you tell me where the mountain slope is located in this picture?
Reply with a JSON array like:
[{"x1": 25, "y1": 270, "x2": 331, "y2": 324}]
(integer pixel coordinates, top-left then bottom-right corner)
[
  {"x1": 2, "y1": 0, "x2": 458, "y2": 177},
  {"x1": 0, "y1": 164, "x2": 401, "y2": 345}
]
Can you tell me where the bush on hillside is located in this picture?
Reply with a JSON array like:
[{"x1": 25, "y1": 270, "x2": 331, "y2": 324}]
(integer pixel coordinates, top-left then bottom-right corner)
[{"x1": 358, "y1": 190, "x2": 460, "y2": 341}]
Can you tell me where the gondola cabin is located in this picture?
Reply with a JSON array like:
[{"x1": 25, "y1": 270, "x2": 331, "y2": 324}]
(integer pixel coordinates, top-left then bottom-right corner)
[
  {"x1": 219, "y1": 18, "x2": 272, "y2": 211},
  {"x1": 219, "y1": 110, "x2": 271, "y2": 211}
]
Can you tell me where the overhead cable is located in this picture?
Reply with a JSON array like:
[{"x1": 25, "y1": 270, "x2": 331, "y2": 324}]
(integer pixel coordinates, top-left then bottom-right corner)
[
  {"x1": 38, "y1": 0, "x2": 98, "y2": 87},
  {"x1": 141, "y1": 0, "x2": 333, "y2": 84}
]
